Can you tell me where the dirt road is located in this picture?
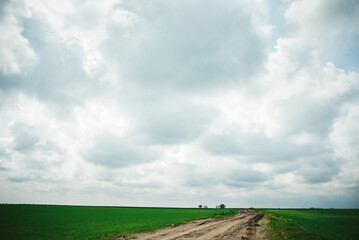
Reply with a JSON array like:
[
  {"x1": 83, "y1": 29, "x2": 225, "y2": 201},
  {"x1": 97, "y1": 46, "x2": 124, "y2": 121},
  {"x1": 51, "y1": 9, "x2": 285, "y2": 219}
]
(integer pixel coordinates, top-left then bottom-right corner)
[{"x1": 123, "y1": 209, "x2": 268, "y2": 240}]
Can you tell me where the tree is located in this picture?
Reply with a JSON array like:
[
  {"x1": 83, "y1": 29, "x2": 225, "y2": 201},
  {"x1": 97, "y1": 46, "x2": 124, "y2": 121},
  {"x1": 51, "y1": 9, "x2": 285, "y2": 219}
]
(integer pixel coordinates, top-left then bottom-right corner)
[
  {"x1": 219, "y1": 204, "x2": 225, "y2": 209},
  {"x1": 199, "y1": 205, "x2": 203, "y2": 209}
]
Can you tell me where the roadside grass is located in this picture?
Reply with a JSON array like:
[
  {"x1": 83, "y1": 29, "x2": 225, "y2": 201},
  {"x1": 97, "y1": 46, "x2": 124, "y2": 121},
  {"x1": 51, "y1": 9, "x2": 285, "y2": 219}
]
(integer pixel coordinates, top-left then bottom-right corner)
[
  {"x1": 256, "y1": 210, "x2": 306, "y2": 240},
  {"x1": 0, "y1": 204, "x2": 237, "y2": 240},
  {"x1": 260, "y1": 209, "x2": 359, "y2": 240}
]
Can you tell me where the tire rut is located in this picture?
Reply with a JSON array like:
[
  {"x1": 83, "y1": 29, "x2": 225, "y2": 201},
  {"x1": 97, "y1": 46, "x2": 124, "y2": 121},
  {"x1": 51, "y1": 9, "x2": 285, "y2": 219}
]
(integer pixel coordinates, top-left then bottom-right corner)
[
  {"x1": 129, "y1": 209, "x2": 267, "y2": 240},
  {"x1": 147, "y1": 215, "x2": 246, "y2": 240}
]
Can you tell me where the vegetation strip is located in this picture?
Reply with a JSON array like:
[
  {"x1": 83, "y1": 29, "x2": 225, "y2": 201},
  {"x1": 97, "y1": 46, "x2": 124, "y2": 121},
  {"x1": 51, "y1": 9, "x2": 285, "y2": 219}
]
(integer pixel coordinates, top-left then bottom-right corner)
[{"x1": 259, "y1": 209, "x2": 359, "y2": 240}]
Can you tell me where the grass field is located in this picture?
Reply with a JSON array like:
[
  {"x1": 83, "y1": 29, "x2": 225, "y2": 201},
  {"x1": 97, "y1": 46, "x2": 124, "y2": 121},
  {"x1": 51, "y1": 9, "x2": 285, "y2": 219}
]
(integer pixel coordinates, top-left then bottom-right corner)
[
  {"x1": 0, "y1": 204, "x2": 236, "y2": 240},
  {"x1": 261, "y1": 209, "x2": 359, "y2": 240}
]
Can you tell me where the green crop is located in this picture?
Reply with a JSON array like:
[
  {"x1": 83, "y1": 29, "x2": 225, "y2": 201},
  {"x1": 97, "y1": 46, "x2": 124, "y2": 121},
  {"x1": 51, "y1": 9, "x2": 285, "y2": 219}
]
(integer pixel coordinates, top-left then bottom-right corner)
[
  {"x1": 261, "y1": 208, "x2": 359, "y2": 240},
  {"x1": 0, "y1": 204, "x2": 237, "y2": 240}
]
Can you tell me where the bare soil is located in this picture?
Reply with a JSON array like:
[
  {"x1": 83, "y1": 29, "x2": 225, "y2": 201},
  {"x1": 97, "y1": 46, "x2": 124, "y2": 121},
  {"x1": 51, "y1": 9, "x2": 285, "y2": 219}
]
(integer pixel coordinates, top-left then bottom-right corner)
[{"x1": 119, "y1": 209, "x2": 269, "y2": 240}]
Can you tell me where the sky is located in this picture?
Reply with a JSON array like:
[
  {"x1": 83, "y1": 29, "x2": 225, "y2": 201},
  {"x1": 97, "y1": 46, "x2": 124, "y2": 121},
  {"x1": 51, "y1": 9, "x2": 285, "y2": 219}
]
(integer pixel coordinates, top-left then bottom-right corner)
[{"x1": 0, "y1": 0, "x2": 359, "y2": 208}]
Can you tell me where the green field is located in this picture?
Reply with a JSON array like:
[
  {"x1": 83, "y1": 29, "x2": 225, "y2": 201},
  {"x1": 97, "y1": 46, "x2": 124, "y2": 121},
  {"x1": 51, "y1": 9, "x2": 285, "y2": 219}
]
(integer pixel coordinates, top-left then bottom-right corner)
[
  {"x1": 0, "y1": 204, "x2": 235, "y2": 240},
  {"x1": 262, "y1": 209, "x2": 359, "y2": 240}
]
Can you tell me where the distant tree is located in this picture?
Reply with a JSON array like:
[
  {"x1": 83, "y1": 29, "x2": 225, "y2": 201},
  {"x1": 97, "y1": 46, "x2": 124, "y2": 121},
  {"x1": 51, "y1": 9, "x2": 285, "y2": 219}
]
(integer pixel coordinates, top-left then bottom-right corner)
[
  {"x1": 199, "y1": 205, "x2": 203, "y2": 209},
  {"x1": 219, "y1": 204, "x2": 225, "y2": 209},
  {"x1": 204, "y1": 205, "x2": 208, "y2": 208}
]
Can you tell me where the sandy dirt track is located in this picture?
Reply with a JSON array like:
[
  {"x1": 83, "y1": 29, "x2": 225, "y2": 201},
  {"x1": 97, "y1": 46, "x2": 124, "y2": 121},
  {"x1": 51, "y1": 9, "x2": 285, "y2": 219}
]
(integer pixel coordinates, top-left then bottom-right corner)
[{"x1": 121, "y1": 209, "x2": 269, "y2": 240}]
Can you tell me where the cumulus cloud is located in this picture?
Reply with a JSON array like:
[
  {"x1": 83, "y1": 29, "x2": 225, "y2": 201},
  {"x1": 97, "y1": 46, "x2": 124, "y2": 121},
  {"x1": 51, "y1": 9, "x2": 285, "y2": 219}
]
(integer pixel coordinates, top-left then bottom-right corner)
[
  {"x1": 285, "y1": 0, "x2": 359, "y2": 38},
  {"x1": 204, "y1": 131, "x2": 326, "y2": 162},
  {"x1": 295, "y1": 156, "x2": 340, "y2": 184},
  {"x1": 129, "y1": 94, "x2": 216, "y2": 145},
  {"x1": 103, "y1": 0, "x2": 268, "y2": 91},
  {"x1": 284, "y1": 0, "x2": 359, "y2": 70},
  {"x1": 84, "y1": 134, "x2": 158, "y2": 168},
  {"x1": 0, "y1": 0, "x2": 37, "y2": 74},
  {"x1": 0, "y1": 0, "x2": 358, "y2": 208},
  {"x1": 9, "y1": 121, "x2": 39, "y2": 152}
]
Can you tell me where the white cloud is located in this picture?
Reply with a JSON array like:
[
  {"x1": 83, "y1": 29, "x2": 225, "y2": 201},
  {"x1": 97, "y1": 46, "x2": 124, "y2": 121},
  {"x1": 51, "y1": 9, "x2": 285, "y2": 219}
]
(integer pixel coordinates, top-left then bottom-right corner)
[
  {"x1": 330, "y1": 105, "x2": 359, "y2": 161},
  {"x1": 0, "y1": 0, "x2": 37, "y2": 74},
  {"x1": 284, "y1": 0, "x2": 359, "y2": 70},
  {"x1": 110, "y1": 9, "x2": 138, "y2": 26},
  {"x1": 285, "y1": 0, "x2": 359, "y2": 39},
  {"x1": 103, "y1": 0, "x2": 270, "y2": 92},
  {"x1": 0, "y1": 0, "x2": 358, "y2": 208}
]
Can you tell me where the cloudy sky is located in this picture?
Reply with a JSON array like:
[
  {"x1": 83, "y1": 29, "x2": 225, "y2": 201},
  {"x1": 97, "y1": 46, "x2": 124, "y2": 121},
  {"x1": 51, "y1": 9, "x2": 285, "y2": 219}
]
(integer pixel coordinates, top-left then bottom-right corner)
[{"x1": 1, "y1": 0, "x2": 359, "y2": 208}]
